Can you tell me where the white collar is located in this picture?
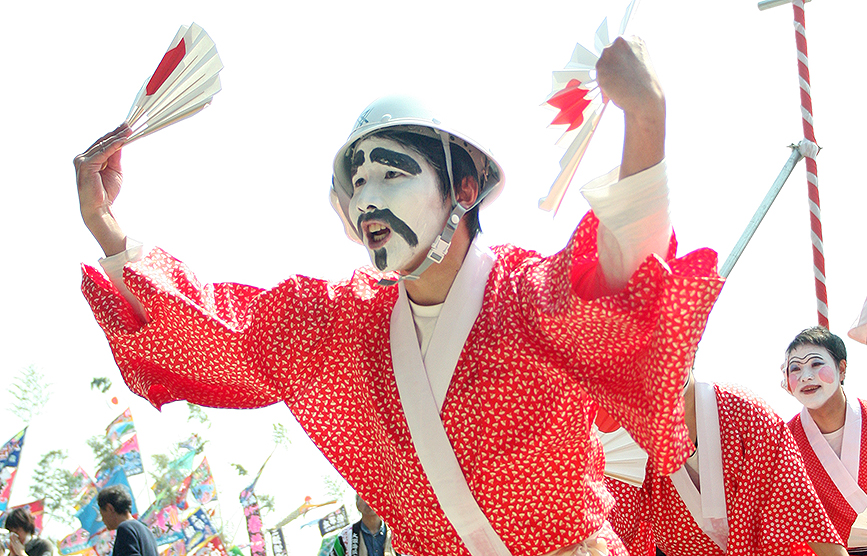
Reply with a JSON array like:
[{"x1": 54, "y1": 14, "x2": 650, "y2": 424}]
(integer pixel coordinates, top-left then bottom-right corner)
[
  {"x1": 800, "y1": 399, "x2": 867, "y2": 513},
  {"x1": 670, "y1": 381, "x2": 728, "y2": 552}
]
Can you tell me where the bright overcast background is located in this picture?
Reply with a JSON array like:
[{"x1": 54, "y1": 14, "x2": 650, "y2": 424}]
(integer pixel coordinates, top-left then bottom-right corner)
[{"x1": 1, "y1": 0, "x2": 865, "y2": 553}]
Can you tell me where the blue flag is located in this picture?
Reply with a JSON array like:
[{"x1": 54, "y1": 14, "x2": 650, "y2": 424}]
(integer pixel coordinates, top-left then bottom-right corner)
[{"x1": 75, "y1": 467, "x2": 137, "y2": 535}]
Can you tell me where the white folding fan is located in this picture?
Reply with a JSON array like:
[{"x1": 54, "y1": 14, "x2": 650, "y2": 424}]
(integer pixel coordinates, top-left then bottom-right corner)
[
  {"x1": 539, "y1": 0, "x2": 641, "y2": 213},
  {"x1": 124, "y1": 23, "x2": 223, "y2": 144},
  {"x1": 596, "y1": 427, "x2": 648, "y2": 487}
]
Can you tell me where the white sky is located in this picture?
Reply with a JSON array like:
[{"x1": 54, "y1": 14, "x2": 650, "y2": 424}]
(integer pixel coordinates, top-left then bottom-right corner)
[{"x1": 1, "y1": 0, "x2": 865, "y2": 553}]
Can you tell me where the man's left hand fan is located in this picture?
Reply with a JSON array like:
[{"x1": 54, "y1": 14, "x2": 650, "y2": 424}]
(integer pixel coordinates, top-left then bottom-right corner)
[{"x1": 124, "y1": 23, "x2": 223, "y2": 144}]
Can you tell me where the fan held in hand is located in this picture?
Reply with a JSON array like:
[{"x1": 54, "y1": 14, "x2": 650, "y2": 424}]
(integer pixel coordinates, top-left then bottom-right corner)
[{"x1": 124, "y1": 23, "x2": 223, "y2": 145}]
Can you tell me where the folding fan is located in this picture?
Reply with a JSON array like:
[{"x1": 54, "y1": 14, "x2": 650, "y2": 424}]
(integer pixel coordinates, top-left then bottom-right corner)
[
  {"x1": 539, "y1": 0, "x2": 640, "y2": 213},
  {"x1": 124, "y1": 23, "x2": 223, "y2": 144},
  {"x1": 597, "y1": 426, "x2": 648, "y2": 487}
]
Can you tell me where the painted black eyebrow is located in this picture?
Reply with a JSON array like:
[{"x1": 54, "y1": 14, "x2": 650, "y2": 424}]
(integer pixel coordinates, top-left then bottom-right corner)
[
  {"x1": 787, "y1": 353, "x2": 826, "y2": 367},
  {"x1": 369, "y1": 147, "x2": 422, "y2": 175},
  {"x1": 350, "y1": 149, "x2": 366, "y2": 177}
]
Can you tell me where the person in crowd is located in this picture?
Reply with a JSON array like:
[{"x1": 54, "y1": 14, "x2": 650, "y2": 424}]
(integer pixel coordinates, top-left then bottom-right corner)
[
  {"x1": 608, "y1": 369, "x2": 846, "y2": 555},
  {"x1": 1, "y1": 508, "x2": 53, "y2": 556},
  {"x1": 784, "y1": 326, "x2": 867, "y2": 554},
  {"x1": 97, "y1": 485, "x2": 158, "y2": 556},
  {"x1": 331, "y1": 495, "x2": 402, "y2": 556}
]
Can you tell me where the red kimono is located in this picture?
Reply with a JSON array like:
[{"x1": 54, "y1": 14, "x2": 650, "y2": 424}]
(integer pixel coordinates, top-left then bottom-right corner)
[
  {"x1": 81, "y1": 213, "x2": 722, "y2": 556},
  {"x1": 611, "y1": 384, "x2": 842, "y2": 556},
  {"x1": 789, "y1": 399, "x2": 867, "y2": 550}
]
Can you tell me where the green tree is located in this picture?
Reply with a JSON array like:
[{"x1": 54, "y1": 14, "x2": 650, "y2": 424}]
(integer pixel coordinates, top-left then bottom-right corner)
[
  {"x1": 6, "y1": 365, "x2": 50, "y2": 423},
  {"x1": 89, "y1": 377, "x2": 112, "y2": 394},
  {"x1": 29, "y1": 450, "x2": 78, "y2": 527}
]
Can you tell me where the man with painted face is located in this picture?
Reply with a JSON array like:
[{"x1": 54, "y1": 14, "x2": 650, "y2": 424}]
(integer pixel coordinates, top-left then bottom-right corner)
[
  {"x1": 784, "y1": 327, "x2": 867, "y2": 554},
  {"x1": 75, "y1": 37, "x2": 724, "y2": 556},
  {"x1": 607, "y1": 368, "x2": 845, "y2": 556}
]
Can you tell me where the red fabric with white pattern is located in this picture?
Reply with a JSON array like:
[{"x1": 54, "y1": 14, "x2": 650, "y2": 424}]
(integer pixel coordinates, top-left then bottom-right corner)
[
  {"x1": 789, "y1": 398, "x2": 867, "y2": 547},
  {"x1": 634, "y1": 384, "x2": 842, "y2": 556},
  {"x1": 603, "y1": 477, "x2": 655, "y2": 556},
  {"x1": 81, "y1": 212, "x2": 722, "y2": 556}
]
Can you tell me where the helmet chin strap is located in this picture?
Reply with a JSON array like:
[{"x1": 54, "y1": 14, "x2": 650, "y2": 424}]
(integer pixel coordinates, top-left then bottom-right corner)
[{"x1": 377, "y1": 131, "x2": 491, "y2": 287}]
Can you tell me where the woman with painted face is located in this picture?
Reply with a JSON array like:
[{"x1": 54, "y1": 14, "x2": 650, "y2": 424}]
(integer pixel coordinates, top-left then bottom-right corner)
[{"x1": 785, "y1": 327, "x2": 867, "y2": 554}]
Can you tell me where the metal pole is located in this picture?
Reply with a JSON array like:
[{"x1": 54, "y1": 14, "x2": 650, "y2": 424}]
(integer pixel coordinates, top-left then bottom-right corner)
[
  {"x1": 757, "y1": 0, "x2": 810, "y2": 11},
  {"x1": 719, "y1": 146, "x2": 803, "y2": 278}
]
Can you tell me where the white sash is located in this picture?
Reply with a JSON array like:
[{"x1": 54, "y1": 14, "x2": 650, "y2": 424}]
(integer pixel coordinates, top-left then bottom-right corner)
[
  {"x1": 801, "y1": 402, "x2": 867, "y2": 515},
  {"x1": 390, "y1": 243, "x2": 511, "y2": 556},
  {"x1": 670, "y1": 382, "x2": 728, "y2": 552}
]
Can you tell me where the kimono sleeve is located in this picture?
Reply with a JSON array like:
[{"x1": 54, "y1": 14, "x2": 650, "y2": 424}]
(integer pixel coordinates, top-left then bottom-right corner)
[
  {"x1": 81, "y1": 247, "x2": 354, "y2": 410},
  {"x1": 517, "y1": 211, "x2": 724, "y2": 475},
  {"x1": 750, "y1": 410, "x2": 843, "y2": 551}
]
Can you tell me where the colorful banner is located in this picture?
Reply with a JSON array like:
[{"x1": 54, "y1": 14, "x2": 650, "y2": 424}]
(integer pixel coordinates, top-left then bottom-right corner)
[
  {"x1": 87, "y1": 528, "x2": 116, "y2": 556},
  {"x1": 64, "y1": 547, "x2": 99, "y2": 556},
  {"x1": 76, "y1": 468, "x2": 137, "y2": 535},
  {"x1": 115, "y1": 435, "x2": 144, "y2": 477},
  {"x1": 180, "y1": 508, "x2": 217, "y2": 552},
  {"x1": 59, "y1": 528, "x2": 91, "y2": 555},
  {"x1": 148, "y1": 505, "x2": 183, "y2": 546},
  {"x1": 71, "y1": 467, "x2": 94, "y2": 496},
  {"x1": 188, "y1": 535, "x2": 229, "y2": 556},
  {"x1": 240, "y1": 494, "x2": 266, "y2": 556},
  {"x1": 0, "y1": 429, "x2": 26, "y2": 512},
  {"x1": 75, "y1": 483, "x2": 98, "y2": 511},
  {"x1": 268, "y1": 529, "x2": 287, "y2": 556},
  {"x1": 318, "y1": 506, "x2": 348, "y2": 536},
  {"x1": 106, "y1": 409, "x2": 135, "y2": 442},
  {"x1": 177, "y1": 458, "x2": 217, "y2": 510},
  {"x1": 159, "y1": 539, "x2": 186, "y2": 556}
]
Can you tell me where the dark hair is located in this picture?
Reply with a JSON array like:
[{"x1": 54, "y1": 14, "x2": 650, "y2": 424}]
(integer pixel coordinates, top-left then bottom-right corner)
[
  {"x1": 373, "y1": 129, "x2": 482, "y2": 239},
  {"x1": 786, "y1": 326, "x2": 848, "y2": 368},
  {"x1": 5, "y1": 508, "x2": 35, "y2": 535},
  {"x1": 97, "y1": 484, "x2": 133, "y2": 514}
]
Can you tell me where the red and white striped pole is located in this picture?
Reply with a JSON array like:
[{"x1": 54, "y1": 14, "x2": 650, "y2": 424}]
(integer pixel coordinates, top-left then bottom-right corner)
[{"x1": 791, "y1": 0, "x2": 829, "y2": 328}]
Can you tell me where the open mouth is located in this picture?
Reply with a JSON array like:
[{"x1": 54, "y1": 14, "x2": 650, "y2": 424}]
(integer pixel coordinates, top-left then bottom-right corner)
[
  {"x1": 799, "y1": 384, "x2": 822, "y2": 395},
  {"x1": 363, "y1": 221, "x2": 392, "y2": 249}
]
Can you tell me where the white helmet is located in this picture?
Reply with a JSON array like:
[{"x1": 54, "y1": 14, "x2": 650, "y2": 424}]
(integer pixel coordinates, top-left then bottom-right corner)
[{"x1": 330, "y1": 95, "x2": 505, "y2": 243}]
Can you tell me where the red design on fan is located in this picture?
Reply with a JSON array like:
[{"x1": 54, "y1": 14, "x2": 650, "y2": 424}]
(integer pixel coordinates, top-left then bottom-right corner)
[
  {"x1": 146, "y1": 39, "x2": 186, "y2": 96},
  {"x1": 547, "y1": 79, "x2": 595, "y2": 131}
]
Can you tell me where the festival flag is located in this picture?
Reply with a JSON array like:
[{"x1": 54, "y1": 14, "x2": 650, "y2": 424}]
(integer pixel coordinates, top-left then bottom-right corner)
[
  {"x1": 64, "y1": 547, "x2": 99, "y2": 556},
  {"x1": 177, "y1": 457, "x2": 217, "y2": 511},
  {"x1": 159, "y1": 539, "x2": 186, "y2": 556},
  {"x1": 188, "y1": 536, "x2": 229, "y2": 556},
  {"x1": 239, "y1": 489, "x2": 266, "y2": 556},
  {"x1": 106, "y1": 409, "x2": 135, "y2": 442},
  {"x1": 0, "y1": 429, "x2": 26, "y2": 512},
  {"x1": 59, "y1": 528, "x2": 91, "y2": 555},
  {"x1": 318, "y1": 506, "x2": 349, "y2": 536},
  {"x1": 71, "y1": 467, "x2": 94, "y2": 496},
  {"x1": 76, "y1": 468, "x2": 137, "y2": 535},
  {"x1": 179, "y1": 508, "x2": 217, "y2": 552},
  {"x1": 115, "y1": 435, "x2": 144, "y2": 477},
  {"x1": 268, "y1": 529, "x2": 288, "y2": 556},
  {"x1": 149, "y1": 505, "x2": 184, "y2": 546},
  {"x1": 74, "y1": 483, "x2": 98, "y2": 511},
  {"x1": 87, "y1": 528, "x2": 116, "y2": 556}
]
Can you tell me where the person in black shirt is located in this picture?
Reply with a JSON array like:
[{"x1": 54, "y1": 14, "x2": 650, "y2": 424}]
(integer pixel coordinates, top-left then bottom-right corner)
[{"x1": 97, "y1": 485, "x2": 158, "y2": 556}]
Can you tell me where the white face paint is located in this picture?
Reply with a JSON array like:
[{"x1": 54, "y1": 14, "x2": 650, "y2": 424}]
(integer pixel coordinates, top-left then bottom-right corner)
[
  {"x1": 786, "y1": 345, "x2": 843, "y2": 410},
  {"x1": 348, "y1": 136, "x2": 450, "y2": 272}
]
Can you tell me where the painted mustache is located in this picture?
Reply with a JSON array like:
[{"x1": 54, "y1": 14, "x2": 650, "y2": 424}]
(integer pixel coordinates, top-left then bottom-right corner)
[{"x1": 357, "y1": 209, "x2": 419, "y2": 248}]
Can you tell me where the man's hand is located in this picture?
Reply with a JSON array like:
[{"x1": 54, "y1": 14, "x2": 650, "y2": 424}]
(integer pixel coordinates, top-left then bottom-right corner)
[
  {"x1": 74, "y1": 124, "x2": 132, "y2": 257},
  {"x1": 596, "y1": 36, "x2": 665, "y2": 179}
]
